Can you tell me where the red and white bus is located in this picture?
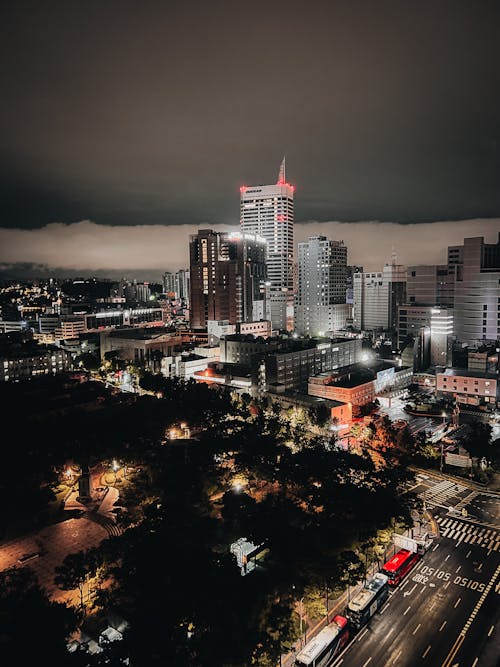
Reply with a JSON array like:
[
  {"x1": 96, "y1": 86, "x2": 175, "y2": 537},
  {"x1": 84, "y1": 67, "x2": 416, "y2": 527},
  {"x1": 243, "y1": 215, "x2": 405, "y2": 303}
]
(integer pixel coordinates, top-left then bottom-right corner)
[
  {"x1": 294, "y1": 615, "x2": 349, "y2": 667},
  {"x1": 381, "y1": 548, "x2": 420, "y2": 586}
]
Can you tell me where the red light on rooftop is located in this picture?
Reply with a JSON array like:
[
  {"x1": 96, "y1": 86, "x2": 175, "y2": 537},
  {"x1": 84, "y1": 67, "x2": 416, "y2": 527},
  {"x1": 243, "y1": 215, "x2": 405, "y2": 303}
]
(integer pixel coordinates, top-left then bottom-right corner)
[
  {"x1": 240, "y1": 186, "x2": 247, "y2": 192},
  {"x1": 276, "y1": 214, "x2": 286, "y2": 221}
]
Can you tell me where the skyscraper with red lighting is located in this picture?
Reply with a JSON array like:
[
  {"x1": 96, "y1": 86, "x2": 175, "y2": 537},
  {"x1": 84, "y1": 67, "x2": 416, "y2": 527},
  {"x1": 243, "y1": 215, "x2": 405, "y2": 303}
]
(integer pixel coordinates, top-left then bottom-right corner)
[{"x1": 240, "y1": 158, "x2": 294, "y2": 331}]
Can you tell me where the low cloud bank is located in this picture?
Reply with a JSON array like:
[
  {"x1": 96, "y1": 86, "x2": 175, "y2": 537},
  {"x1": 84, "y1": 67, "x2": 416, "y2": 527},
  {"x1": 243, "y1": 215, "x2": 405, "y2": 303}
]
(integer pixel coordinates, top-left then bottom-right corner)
[{"x1": 0, "y1": 218, "x2": 498, "y2": 278}]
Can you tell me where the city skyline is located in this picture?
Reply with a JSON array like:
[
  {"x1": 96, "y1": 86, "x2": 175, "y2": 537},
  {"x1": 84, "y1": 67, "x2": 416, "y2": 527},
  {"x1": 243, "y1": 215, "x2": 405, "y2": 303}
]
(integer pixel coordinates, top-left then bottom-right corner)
[{"x1": 0, "y1": 217, "x2": 498, "y2": 280}]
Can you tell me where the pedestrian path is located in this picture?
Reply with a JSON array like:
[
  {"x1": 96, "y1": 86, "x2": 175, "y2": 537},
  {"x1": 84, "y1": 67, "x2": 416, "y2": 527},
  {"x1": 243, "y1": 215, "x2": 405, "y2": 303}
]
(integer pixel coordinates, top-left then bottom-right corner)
[
  {"x1": 419, "y1": 479, "x2": 468, "y2": 509},
  {"x1": 436, "y1": 516, "x2": 499, "y2": 552},
  {"x1": 454, "y1": 490, "x2": 479, "y2": 511}
]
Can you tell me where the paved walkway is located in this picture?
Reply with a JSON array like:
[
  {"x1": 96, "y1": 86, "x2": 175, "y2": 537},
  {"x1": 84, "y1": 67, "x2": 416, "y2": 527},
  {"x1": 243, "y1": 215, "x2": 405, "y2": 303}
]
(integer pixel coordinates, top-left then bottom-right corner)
[
  {"x1": 0, "y1": 465, "x2": 121, "y2": 604},
  {"x1": 0, "y1": 517, "x2": 108, "y2": 603}
]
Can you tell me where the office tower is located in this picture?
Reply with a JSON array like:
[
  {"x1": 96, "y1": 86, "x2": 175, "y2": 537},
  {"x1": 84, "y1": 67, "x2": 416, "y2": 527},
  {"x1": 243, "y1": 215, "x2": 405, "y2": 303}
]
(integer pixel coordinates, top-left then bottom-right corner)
[
  {"x1": 135, "y1": 282, "x2": 151, "y2": 303},
  {"x1": 353, "y1": 262, "x2": 406, "y2": 331},
  {"x1": 346, "y1": 265, "x2": 363, "y2": 304},
  {"x1": 176, "y1": 269, "x2": 190, "y2": 302},
  {"x1": 163, "y1": 272, "x2": 176, "y2": 295},
  {"x1": 163, "y1": 269, "x2": 190, "y2": 302},
  {"x1": 189, "y1": 229, "x2": 267, "y2": 330},
  {"x1": 452, "y1": 235, "x2": 500, "y2": 343},
  {"x1": 240, "y1": 158, "x2": 294, "y2": 331},
  {"x1": 406, "y1": 265, "x2": 455, "y2": 308},
  {"x1": 295, "y1": 236, "x2": 349, "y2": 336}
]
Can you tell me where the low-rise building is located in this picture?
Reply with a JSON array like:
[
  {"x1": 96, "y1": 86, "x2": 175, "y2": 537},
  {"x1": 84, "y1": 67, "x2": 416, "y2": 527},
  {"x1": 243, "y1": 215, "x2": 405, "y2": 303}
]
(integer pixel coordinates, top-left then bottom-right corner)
[
  {"x1": 0, "y1": 345, "x2": 72, "y2": 381},
  {"x1": 100, "y1": 327, "x2": 182, "y2": 365},
  {"x1": 436, "y1": 368, "x2": 498, "y2": 406}
]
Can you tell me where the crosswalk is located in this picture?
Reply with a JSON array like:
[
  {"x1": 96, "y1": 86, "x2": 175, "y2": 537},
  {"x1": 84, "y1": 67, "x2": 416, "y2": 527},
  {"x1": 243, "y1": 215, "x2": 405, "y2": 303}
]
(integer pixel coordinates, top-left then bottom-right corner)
[
  {"x1": 454, "y1": 490, "x2": 479, "y2": 511},
  {"x1": 419, "y1": 479, "x2": 468, "y2": 509},
  {"x1": 436, "y1": 516, "x2": 499, "y2": 552}
]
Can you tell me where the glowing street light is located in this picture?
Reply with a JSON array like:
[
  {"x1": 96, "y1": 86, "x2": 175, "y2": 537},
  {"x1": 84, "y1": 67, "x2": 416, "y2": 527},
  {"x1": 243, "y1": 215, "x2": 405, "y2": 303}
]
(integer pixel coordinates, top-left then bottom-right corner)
[{"x1": 111, "y1": 459, "x2": 120, "y2": 484}]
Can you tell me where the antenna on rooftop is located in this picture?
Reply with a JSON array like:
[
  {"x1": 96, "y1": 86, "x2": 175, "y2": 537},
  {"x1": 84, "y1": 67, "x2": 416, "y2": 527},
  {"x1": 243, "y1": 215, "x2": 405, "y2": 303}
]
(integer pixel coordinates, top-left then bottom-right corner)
[{"x1": 277, "y1": 156, "x2": 286, "y2": 185}]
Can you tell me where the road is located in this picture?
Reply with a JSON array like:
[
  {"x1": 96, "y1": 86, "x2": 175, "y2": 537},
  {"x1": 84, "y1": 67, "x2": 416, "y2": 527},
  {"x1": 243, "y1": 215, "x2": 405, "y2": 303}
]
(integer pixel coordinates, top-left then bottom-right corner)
[{"x1": 328, "y1": 474, "x2": 499, "y2": 667}]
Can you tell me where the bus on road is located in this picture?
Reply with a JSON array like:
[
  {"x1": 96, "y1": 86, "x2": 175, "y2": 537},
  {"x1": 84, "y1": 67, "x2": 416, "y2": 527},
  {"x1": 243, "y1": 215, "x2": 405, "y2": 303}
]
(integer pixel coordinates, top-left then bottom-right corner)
[
  {"x1": 294, "y1": 615, "x2": 349, "y2": 667},
  {"x1": 382, "y1": 548, "x2": 420, "y2": 586},
  {"x1": 346, "y1": 572, "x2": 389, "y2": 630}
]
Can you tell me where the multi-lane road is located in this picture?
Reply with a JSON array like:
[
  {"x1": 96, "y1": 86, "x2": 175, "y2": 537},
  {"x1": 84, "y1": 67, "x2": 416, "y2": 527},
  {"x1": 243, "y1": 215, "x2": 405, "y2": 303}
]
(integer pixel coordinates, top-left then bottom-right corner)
[{"x1": 329, "y1": 473, "x2": 499, "y2": 667}]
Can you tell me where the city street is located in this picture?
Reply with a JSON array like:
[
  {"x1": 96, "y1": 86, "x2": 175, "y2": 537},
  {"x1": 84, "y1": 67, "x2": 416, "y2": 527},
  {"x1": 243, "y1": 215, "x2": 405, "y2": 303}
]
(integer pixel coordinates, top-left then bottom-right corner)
[
  {"x1": 330, "y1": 475, "x2": 499, "y2": 667},
  {"x1": 282, "y1": 473, "x2": 499, "y2": 667}
]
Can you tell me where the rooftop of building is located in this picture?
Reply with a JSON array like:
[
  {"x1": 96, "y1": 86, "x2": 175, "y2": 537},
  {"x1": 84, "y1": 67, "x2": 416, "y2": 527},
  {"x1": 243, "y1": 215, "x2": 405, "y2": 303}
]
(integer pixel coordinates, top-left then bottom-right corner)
[
  {"x1": 104, "y1": 327, "x2": 175, "y2": 341},
  {"x1": 0, "y1": 340, "x2": 65, "y2": 359},
  {"x1": 277, "y1": 390, "x2": 347, "y2": 410},
  {"x1": 328, "y1": 370, "x2": 376, "y2": 388},
  {"x1": 438, "y1": 367, "x2": 498, "y2": 380}
]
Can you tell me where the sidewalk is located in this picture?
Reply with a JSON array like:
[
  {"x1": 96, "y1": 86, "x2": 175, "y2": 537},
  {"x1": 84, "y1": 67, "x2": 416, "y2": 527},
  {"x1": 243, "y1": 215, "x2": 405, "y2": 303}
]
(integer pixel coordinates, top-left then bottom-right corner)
[{"x1": 280, "y1": 556, "x2": 393, "y2": 666}]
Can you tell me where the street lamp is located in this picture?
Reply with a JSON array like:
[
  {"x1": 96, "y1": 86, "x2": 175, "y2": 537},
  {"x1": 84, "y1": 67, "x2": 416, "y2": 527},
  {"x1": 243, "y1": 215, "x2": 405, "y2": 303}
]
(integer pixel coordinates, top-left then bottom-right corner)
[{"x1": 112, "y1": 459, "x2": 120, "y2": 484}]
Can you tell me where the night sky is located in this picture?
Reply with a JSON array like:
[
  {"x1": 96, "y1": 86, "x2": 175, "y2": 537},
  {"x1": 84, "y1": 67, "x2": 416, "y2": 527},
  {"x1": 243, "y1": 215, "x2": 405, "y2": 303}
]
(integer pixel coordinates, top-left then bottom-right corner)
[{"x1": 1, "y1": 1, "x2": 499, "y2": 272}]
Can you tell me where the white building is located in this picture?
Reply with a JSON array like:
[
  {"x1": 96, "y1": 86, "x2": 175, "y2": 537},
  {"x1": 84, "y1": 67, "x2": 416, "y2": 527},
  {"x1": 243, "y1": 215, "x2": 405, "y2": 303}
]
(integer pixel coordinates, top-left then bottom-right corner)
[
  {"x1": 452, "y1": 235, "x2": 500, "y2": 344},
  {"x1": 240, "y1": 159, "x2": 294, "y2": 331},
  {"x1": 353, "y1": 263, "x2": 406, "y2": 332},
  {"x1": 295, "y1": 236, "x2": 350, "y2": 336}
]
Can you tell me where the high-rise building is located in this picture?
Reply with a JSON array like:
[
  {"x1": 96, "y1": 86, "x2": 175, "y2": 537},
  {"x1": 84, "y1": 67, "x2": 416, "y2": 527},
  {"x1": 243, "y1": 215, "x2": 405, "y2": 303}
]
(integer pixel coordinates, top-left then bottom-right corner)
[
  {"x1": 346, "y1": 265, "x2": 363, "y2": 304},
  {"x1": 189, "y1": 229, "x2": 267, "y2": 330},
  {"x1": 295, "y1": 236, "x2": 349, "y2": 336},
  {"x1": 240, "y1": 158, "x2": 294, "y2": 331},
  {"x1": 452, "y1": 235, "x2": 500, "y2": 343},
  {"x1": 406, "y1": 265, "x2": 455, "y2": 308},
  {"x1": 162, "y1": 272, "x2": 176, "y2": 295},
  {"x1": 163, "y1": 269, "x2": 190, "y2": 302},
  {"x1": 353, "y1": 262, "x2": 406, "y2": 332}
]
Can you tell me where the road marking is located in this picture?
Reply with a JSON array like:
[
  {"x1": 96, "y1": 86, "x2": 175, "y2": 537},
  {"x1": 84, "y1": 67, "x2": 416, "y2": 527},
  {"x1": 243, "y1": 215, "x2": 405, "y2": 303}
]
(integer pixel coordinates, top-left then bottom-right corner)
[
  {"x1": 379, "y1": 602, "x2": 390, "y2": 614},
  {"x1": 472, "y1": 659, "x2": 478, "y2": 667},
  {"x1": 361, "y1": 658, "x2": 372, "y2": 667},
  {"x1": 422, "y1": 645, "x2": 431, "y2": 659},
  {"x1": 455, "y1": 537, "x2": 464, "y2": 547},
  {"x1": 405, "y1": 583, "x2": 417, "y2": 596},
  {"x1": 386, "y1": 627, "x2": 394, "y2": 639},
  {"x1": 487, "y1": 548, "x2": 492, "y2": 556},
  {"x1": 400, "y1": 579, "x2": 409, "y2": 590},
  {"x1": 394, "y1": 649, "x2": 402, "y2": 663},
  {"x1": 403, "y1": 606, "x2": 411, "y2": 616},
  {"x1": 445, "y1": 554, "x2": 450, "y2": 561},
  {"x1": 444, "y1": 581, "x2": 450, "y2": 590},
  {"x1": 466, "y1": 550, "x2": 471, "y2": 558},
  {"x1": 442, "y1": 565, "x2": 500, "y2": 667},
  {"x1": 456, "y1": 566, "x2": 461, "y2": 573},
  {"x1": 357, "y1": 628, "x2": 369, "y2": 642},
  {"x1": 433, "y1": 543, "x2": 440, "y2": 551},
  {"x1": 488, "y1": 625, "x2": 494, "y2": 637},
  {"x1": 412, "y1": 623, "x2": 421, "y2": 635},
  {"x1": 454, "y1": 597, "x2": 461, "y2": 608},
  {"x1": 439, "y1": 621, "x2": 447, "y2": 632}
]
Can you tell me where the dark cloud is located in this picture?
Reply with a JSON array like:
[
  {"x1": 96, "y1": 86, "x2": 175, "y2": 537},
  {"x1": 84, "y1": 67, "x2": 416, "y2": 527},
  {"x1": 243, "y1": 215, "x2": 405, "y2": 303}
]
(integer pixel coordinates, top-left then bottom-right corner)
[{"x1": 0, "y1": 0, "x2": 499, "y2": 230}]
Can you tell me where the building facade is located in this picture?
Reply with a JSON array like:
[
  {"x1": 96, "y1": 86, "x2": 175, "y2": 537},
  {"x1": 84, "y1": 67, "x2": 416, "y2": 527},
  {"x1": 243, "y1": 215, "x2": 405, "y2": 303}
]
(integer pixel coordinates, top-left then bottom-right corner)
[
  {"x1": 240, "y1": 160, "x2": 294, "y2": 331},
  {"x1": 436, "y1": 368, "x2": 498, "y2": 407},
  {"x1": 353, "y1": 263, "x2": 406, "y2": 331},
  {"x1": 406, "y1": 264, "x2": 455, "y2": 308},
  {"x1": 452, "y1": 235, "x2": 500, "y2": 343},
  {"x1": 189, "y1": 229, "x2": 267, "y2": 329},
  {"x1": 295, "y1": 236, "x2": 349, "y2": 336},
  {"x1": 255, "y1": 337, "x2": 362, "y2": 393}
]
